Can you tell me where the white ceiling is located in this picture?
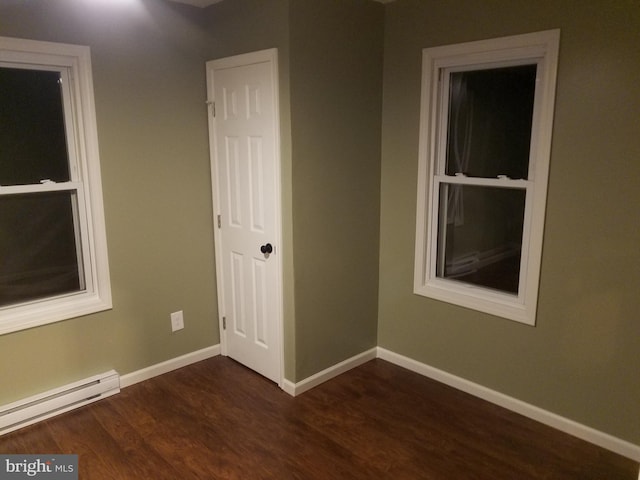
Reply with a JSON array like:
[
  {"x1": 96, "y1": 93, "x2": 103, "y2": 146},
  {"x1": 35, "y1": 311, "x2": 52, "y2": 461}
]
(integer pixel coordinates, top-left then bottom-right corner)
[
  {"x1": 169, "y1": 0, "x2": 223, "y2": 6},
  {"x1": 170, "y1": 0, "x2": 392, "y2": 7}
]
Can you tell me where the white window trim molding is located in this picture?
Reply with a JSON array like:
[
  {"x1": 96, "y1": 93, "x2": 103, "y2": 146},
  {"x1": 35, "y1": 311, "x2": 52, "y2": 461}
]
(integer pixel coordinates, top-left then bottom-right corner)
[
  {"x1": 0, "y1": 36, "x2": 112, "y2": 335},
  {"x1": 414, "y1": 30, "x2": 560, "y2": 325}
]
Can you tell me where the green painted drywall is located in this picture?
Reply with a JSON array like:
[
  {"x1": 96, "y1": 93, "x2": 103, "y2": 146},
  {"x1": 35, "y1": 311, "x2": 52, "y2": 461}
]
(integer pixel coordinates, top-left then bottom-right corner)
[
  {"x1": 199, "y1": 0, "x2": 385, "y2": 383},
  {"x1": 203, "y1": 0, "x2": 297, "y2": 382},
  {"x1": 378, "y1": 0, "x2": 640, "y2": 445},
  {"x1": 5, "y1": 0, "x2": 634, "y2": 450},
  {"x1": 0, "y1": 0, "x2": 382, "y2": 396},
  {"x1": 0, "y1": 0, "x2": 218, "y2": 404},
  {"x1": 289, "y1": 0, "x2": 384, "y2": 380}
]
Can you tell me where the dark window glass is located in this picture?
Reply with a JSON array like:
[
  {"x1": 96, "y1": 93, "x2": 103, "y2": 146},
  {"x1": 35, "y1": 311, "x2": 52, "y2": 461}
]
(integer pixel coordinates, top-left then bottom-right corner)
[
  {"x1": 445, "y1": 65, "x2": 537, "y2": 180},
  {"x1": 0, "y1": 67, "x2": 70, "y2": 185},
  {"x1": 437, "y1": 184, "x2": 525, "y2": 294},
  {"x1": 0, "y1": 191, "x2": 82, "y2": 307}
]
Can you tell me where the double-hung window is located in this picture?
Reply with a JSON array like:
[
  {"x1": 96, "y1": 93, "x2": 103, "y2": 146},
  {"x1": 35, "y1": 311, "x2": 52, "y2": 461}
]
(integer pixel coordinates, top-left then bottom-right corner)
[
  {"x1": 0, "y1": 37, "x2": 111, "y2": 334},
  {"x1": 414, "y1": 30, "x2": 560, "y2": 325}
]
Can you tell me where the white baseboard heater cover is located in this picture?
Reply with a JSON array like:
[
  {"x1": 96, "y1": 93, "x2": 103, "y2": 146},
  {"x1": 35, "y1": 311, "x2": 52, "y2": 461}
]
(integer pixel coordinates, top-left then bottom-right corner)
[{"x1": 0, "y1": 370, "x2": 120, "y2": 436}]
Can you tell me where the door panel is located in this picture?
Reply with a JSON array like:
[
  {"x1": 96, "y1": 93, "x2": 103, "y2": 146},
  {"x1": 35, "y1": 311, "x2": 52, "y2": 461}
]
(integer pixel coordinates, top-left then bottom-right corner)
[{"x1": 207, "y1": 50, "x2": 282, "y2": 385}]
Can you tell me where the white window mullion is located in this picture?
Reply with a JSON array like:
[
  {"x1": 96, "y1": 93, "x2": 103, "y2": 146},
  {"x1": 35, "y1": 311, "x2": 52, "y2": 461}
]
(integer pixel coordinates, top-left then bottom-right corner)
[
  {"x1": 434, "y1": 68, "x2": 450, "y2": 175},
  {"x1": 0, "y1": 181, "x2": 82, "y2": 196},
  {"x1": 59, "y1": 67, "x2": 81, "y2": 182},
  {"x1": 517, "y1": 181, "x2": 536, "y2": 304},
  {"x1": 433, "y1": 178, "x2": 447, "y2": 278},
  {"x1": 70, "y1": 186, "x2": 87, "y2": 292},
  {"x1": 434, "y1": 175, "x2": 531, "y2": 189}
]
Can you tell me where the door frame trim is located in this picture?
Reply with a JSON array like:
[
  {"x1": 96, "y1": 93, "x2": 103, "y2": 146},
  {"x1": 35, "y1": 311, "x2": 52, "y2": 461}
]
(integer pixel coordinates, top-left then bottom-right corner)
[{"x1": 206, "y1": 48, "x2": 284, "y2": 388}]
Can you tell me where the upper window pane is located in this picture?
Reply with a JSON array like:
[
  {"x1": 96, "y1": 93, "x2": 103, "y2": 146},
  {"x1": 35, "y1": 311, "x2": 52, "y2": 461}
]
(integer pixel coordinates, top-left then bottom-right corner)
[
  {"x1": 445, "y1": 64, "x2": 537, "y2": 180},
  {"x1": 0, "y1": 67, "x2": 70, "y2": 185}
]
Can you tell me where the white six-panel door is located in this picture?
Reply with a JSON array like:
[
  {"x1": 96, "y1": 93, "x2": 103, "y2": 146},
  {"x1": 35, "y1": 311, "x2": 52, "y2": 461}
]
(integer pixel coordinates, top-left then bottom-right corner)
[{"x1": 206, "y1": 50, "x2": 282, "y2": 385}]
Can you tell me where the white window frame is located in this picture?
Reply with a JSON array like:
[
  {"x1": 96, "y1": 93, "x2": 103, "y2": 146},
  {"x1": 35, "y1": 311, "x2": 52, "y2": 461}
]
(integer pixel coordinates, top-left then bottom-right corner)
[
  {"x1": 0, "y1": 37, "x2": 111, "y2": 335},
  {"x1": 414, "y1": 30, "x2": 560, "y2": 325}
]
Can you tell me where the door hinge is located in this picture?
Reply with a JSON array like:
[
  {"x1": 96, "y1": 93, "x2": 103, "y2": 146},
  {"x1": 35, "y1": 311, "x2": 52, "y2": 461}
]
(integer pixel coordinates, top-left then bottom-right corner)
[
  {"x1": 217, "y1": 214, "x2": 221, "y2": 228},
  {"x1": 206, "y1": 100, "x2": 215, "y2": 117},
  {"x1": 222, "y1": 317, "x2": 226, "y2": 330}
]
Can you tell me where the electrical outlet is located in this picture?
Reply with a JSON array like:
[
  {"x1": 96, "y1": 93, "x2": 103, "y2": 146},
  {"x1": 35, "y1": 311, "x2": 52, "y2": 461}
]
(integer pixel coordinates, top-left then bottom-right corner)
[{"x1": 170, "y1": 310, "x2": 184, "y2": 332}]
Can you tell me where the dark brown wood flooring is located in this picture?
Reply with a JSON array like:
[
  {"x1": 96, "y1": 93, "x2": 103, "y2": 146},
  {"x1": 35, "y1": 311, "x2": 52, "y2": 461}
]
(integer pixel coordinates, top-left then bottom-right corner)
[{"x1": 0, "y1": 357, "x2": 637, "y2": 479}]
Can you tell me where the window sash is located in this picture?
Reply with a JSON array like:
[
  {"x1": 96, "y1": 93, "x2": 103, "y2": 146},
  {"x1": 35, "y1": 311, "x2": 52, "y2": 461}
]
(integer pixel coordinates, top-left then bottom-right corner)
[
  {"x1": 435, "y1": 61, "x2": 542, "y2": 181},
  {"x1": 430, "y1": 59, "x2": 538, "y2": 302},
  {"x1": 0, "y1": 183, "x2": 91, "y2": 307},
  {"x1": 429, "y1": 177, "x2": 532, "y2": 301},
  {"x1": 0, "y1": 58, "x2": 89, "y2": 306}
]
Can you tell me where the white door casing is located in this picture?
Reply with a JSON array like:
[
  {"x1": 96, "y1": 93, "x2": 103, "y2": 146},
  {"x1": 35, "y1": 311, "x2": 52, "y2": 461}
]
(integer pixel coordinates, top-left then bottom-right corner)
[{"x1": 206, "y1": 49, "x2": 283, "y2": 386}]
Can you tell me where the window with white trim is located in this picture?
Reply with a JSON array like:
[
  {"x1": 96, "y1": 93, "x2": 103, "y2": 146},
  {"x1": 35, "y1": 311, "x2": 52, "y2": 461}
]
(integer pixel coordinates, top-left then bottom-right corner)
[
  {"x1": 0, "y1": 37, "x2": 111, "y2": 335},
  {"x1": 414, "y1": 30, "x2": 560, "y2": 325}
]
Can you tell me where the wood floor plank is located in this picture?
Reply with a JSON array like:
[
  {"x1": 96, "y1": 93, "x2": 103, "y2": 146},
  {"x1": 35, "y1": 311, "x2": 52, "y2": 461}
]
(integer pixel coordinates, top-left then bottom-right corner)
[
  {"x1": 0, "y1": 421, "x2": 58, "y2": 455},
  {"x1": 90, "y1": 400, "x2": 183, "y2": 480},
  {"x1": 0, "y1": 357, "x2": 637, "y2": 479},
  {"x1": 45, "y1": 406, "x2": 137, "y2": 479},
  {"x1": 166, "y1": 362, "x2": 381, "y2": 479}
]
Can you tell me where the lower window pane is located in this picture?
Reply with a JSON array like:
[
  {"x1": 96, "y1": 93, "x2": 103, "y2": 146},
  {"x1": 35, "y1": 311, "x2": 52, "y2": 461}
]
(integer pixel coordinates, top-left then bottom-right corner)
[
  {"x1": 0, "y1": 191, "x2": 83, "y2": 307},
  {"x1": 436, "y1": 184, "x2": 525, "y2": 294}
]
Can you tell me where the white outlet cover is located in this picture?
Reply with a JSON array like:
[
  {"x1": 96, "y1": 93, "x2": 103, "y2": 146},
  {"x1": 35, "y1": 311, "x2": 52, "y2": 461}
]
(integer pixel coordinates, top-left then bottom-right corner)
[{"x1": 171, "y1": 311, "x2": 184, "y2": 332}]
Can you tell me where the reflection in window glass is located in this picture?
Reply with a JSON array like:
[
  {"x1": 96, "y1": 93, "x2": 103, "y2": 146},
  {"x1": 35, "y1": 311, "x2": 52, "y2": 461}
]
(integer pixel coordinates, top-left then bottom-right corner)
[
  {"x1": 437, "y1": 184, "x2": 525, "y2": 294},
  {"x1": 445, "y1": 65, "x2": 537, "y2": 180},
  {"x1": 0, "y1": 67, "x2": 70, "y2": 186},
  {"x1": 0, "y1": 191, "x2": 82, "y2": 307}
]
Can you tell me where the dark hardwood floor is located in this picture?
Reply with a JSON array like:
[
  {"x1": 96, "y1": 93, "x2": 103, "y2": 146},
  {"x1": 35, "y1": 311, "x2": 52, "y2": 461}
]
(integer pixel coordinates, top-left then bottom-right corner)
[{"x1": 1, "y1": 357, "x2": 637, "y2": 479}]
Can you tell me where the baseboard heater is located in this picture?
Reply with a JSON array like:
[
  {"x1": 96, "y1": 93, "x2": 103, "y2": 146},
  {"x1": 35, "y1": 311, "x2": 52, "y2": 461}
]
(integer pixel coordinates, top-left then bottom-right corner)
[{"x1": 0, "y1": 370, "x2": 120, "y2": 436}]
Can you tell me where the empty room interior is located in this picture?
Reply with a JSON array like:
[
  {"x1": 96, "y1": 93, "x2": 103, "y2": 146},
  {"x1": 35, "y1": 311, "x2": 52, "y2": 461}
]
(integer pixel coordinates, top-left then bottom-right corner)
[{"x1": 0, "y1": 0, "x2": 639, "y2": 478}]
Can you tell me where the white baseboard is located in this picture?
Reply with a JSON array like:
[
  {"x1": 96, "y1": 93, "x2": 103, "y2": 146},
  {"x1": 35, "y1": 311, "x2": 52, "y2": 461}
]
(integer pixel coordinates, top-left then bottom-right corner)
[
  {"x1": 377, "y1": 347, "x2": 640, "y2": 462},
  {"x1": 281, "y1": 379, "x2": 296, "y2": 396},
  {"x1": 116, "y1": 342, "x2": 640, "y2": 465},
  {"x1": 120, "y1": 344, "x2": 220, "y2": 388},
  {"x1": 282, "y1": 347, "x2": 377, "y2": 397}
]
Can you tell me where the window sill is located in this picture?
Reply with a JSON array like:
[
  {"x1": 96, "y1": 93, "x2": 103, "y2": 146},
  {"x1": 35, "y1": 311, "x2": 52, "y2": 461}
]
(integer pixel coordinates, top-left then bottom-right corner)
[
  {"x1": 0, "y1": 292, "x2": 112, "y2": 335},
  {"x1": 414, "y1": 279, "x2": 534, "y2": 326}
]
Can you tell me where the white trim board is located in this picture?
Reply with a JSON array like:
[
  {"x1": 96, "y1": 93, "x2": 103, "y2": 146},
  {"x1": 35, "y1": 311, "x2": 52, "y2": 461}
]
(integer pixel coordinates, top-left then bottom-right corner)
[
  {"x1": 376, "y1": 347, "x2": 640, "y2": 462},
  {"x1": 282, "y1": 348, "x2": 378, "y2": 397},
  {"x1": 275, "y1": 346, "x2": 638, "y2": 461},
  {"x1": 120, "y1": 344, "x2": 220, "y2": 388},
  {"x1": 30, "y1": 341, "x2": 636, "y2": 464}
]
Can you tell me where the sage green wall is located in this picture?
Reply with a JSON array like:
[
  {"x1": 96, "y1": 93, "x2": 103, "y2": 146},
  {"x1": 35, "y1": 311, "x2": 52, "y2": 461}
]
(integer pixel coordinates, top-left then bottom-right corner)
[
  {"x1": 203, "y1": 0, "x2": 297, "y2": 381},
  {"x1": 378, "y1": 0, "x2": 640, "y2": 444},
  {"x1": 0, "y1": 0, "x2": 383, "y2": 399},
  {"x1": 203, "y1": 0, "x2": 385, "y2": 382},
  {"x1": 0, "y1": 0, "x2": 218, "y2": 404},
  {"x1": 5, "y1": 0, "x2": 634, "y2": 449},
  {"x1": 289, "y1": 0, "x2": 384, "y2": 380}
]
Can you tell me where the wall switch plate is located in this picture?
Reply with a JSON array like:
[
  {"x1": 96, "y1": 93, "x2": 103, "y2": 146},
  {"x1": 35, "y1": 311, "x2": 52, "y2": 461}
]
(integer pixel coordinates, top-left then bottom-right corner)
[{"x1": 170, "y1": 310, "x2": 184, "y2": 332}]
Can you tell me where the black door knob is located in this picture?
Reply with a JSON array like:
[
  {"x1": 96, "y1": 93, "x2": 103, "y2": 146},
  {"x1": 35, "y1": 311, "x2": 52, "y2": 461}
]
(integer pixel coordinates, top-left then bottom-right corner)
[{"x1": 260, "y1": 243, "x2": 273, "y2": 254}]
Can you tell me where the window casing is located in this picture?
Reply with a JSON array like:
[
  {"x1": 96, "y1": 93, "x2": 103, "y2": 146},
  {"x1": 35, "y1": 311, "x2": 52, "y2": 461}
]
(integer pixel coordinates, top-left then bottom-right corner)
[
  {"x1": 0, "y1": 37, "x2": 111, "y2": 334},
  {"x1": 414, "y1": 30, "x2": 560, "y2": 325}
]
